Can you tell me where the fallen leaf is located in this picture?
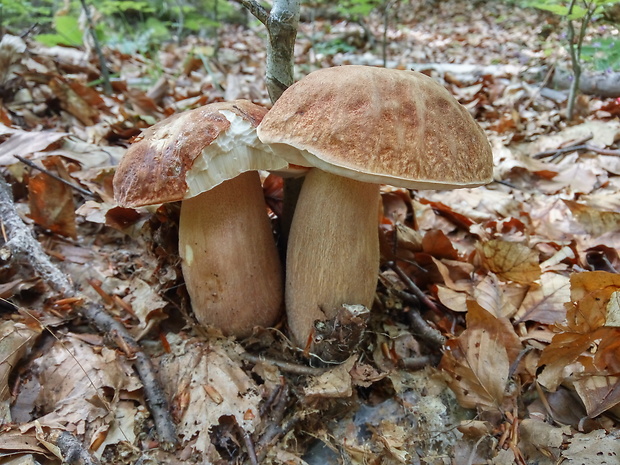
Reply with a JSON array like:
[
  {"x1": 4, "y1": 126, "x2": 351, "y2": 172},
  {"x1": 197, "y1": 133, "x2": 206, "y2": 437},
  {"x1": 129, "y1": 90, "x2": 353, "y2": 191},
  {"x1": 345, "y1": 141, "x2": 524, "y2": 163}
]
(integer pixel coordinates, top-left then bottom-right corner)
[
  {"x1": 0, "y1": 321, "x2": 41, "y2": 423},
  {"x1": 564, "y1": 199, "x2": 620, "y2": 237},
  {"x1": 573, "y1": 375, "x2": 620, "y2": 418},
  {"x1": 561, "y1": 429, "x2": 620, "y2": 465},
  {"x1": 479, "y1": 239, "x2": 541, "y2": 284},
  {"x1": 515, "y1": 272, "x2": 571, "y2": 324},
  {"x1": 440, "y1": 302, "x2": 522, "y2": 412}
]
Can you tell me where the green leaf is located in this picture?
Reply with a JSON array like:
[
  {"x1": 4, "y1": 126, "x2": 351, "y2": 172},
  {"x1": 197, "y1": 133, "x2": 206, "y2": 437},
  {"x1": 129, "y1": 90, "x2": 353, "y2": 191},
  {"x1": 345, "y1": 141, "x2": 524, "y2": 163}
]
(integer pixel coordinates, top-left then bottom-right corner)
[{"x1": 54, "y1": 15, "x2": 84, "y2": 45}]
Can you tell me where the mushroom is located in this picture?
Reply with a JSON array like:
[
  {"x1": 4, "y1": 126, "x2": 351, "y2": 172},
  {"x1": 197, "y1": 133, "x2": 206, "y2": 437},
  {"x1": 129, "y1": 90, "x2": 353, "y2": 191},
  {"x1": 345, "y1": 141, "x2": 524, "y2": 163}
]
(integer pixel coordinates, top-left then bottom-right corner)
[
  {"x1": 257, "y1": 66, "x2": 493, "y2": 347},
  {"x1": 114, "y1": 100, "x2": 289, "y2": 337}
]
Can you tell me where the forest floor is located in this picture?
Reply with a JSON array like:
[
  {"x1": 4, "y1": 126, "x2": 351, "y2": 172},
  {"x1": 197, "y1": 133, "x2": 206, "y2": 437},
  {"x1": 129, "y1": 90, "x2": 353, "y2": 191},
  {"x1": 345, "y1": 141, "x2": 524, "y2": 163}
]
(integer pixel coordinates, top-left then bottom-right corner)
[{"x1": 1, "y1": 0, "x2": 620, "y2": 464}]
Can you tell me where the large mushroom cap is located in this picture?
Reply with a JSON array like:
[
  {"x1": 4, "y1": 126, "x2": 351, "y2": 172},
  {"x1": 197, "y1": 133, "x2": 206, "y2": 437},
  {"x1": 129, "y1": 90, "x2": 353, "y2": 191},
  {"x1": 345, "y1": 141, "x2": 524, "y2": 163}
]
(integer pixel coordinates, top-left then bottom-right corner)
[
  {"x1": 114, "y1": 100, "x2": 288, "y2": 207},
  {"x1": 257, "y1": 66, "x2": 493, "y2": 189}
]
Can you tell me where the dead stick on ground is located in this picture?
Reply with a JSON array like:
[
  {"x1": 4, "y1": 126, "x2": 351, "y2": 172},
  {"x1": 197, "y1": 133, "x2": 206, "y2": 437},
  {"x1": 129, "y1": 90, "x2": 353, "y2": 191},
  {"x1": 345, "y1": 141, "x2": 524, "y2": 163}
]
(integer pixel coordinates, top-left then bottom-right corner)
[
  {"x1": 53, "y1": 431, "x2": 101, "y2": 465},
  {"x1": 387, "y1": 261, "x2": 440, "y2": 314},
  {"x1": 0, "y1": 175, "x2": 178, "y2": 448}
]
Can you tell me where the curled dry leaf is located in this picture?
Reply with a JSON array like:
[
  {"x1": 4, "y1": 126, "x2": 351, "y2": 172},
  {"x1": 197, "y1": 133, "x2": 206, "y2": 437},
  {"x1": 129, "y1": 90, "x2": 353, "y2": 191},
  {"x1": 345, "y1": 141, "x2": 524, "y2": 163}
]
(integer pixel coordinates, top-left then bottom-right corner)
[
  {"x1": 439, "y1": 301, "x2": 522, "y2": 412},
  {"x1": 566, "y1": 271, "x2": 620, "y2": 332},
  {"x1": 479, "y1": 239, "x2": 541, "y2": 284},
  {"x1": 537, "y1": 271, "x2": 620, "y2": 415},
  {"x1": 564, "y1": 199, "x2": 620, "y2": 237}
]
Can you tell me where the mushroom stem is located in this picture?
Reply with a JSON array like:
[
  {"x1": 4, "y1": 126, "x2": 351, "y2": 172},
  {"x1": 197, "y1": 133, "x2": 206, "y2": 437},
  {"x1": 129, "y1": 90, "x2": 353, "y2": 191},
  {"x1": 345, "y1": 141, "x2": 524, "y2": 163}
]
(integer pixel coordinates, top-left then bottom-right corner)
[
  {"x1": 179, "y1": 171, "x2": 283, "y2": 337},
  {"x1": 285, "y1": 168, "x2": 381, "y2": 346}
]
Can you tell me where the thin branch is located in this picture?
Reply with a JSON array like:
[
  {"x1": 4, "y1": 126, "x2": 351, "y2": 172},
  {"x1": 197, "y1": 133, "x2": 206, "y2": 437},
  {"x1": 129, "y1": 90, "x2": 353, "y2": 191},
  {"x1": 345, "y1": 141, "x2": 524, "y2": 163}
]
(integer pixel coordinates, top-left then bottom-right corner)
[
  {"x1": 79, "y1": 0, "x2": 112, "y2": 94},
  {"x1": 0, "y1": 176, "x2": 74, "y2": 296},
  {"x1": 387, "y1": 261, "x2": 439, "y2": 314},
  {"x1": 14, "y1": 155, "x2": 95, "y2": 198},
  {"x1": 241, "y1": 352, "x2": 325, "y2": 376},
  {"x1": 54, "y1": 431, "x2": 101, "y2": 465},
  {"x1": 533, "y1": 143, "x2": 620, "y2": 160},
  {"x1": 241, "y1": 427, "x2": 259, "y2": 465},
  {"x1": 0, "y1": 174, "x2": 178, "y2": 448},
  {"x1": 234, "y1": 0, "x2": 269, "y2": 25}
]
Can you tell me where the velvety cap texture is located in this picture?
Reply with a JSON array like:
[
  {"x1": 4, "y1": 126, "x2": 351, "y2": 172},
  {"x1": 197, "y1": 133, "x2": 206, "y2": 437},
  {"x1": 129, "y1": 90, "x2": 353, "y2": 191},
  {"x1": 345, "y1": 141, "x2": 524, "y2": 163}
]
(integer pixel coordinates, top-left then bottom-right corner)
[
  {"x1": 114, "y1": 100, "x2": 284, "y2": 207},
  {"x1": 257, "y1": 66, "x2": 493, "y2": 189}
]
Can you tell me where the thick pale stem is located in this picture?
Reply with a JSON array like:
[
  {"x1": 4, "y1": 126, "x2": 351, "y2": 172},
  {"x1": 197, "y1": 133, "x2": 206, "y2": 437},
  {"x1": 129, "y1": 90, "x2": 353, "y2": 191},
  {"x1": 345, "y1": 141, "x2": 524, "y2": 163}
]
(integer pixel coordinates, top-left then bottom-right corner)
[
  {"x1": 285, "y1": 169, "x2": 381, "y2": 346},
  {"x1": 179, "y1": 171, "x2": 283, "y2": 337}
]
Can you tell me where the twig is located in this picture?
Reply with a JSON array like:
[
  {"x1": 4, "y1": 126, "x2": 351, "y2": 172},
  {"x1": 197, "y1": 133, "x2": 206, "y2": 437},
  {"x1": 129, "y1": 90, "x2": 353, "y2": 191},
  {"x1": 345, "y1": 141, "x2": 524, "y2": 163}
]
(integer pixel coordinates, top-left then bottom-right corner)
[
  {"x1": 401, "y1": 355, "x2": 439, "y2": 370},
  {"x1": 241, "y1": 352, "x2": 325, "y2": 376},
  {"x1": 533, "y1": 142, "x2": 620, "y2": 160},
  {"x1": 387, "y1": 261, "x2": 439, "y2": 313},
  {"x1": 407, "y1": 305, "x2": 446, "y2": 349},
  {"x1": 523, "y1": 63, "x2": 556, "y2": 110},
  {"x1": 0, "y1": 175, "x2": 74, "y2": 296},
  {"x1": 389, "y1": 289, "x2": 445, "y2": 349},
  {"x1": 241, "y1": 428, "x2": 259, "y2": 465},
  {"x1": 14, "y1": 155, "x2": 95, "y2": 198},
  {"x1": 54, "y1": 431, "x2": 101, "y2": 465},
  {"x1": 79, "y1": 0, "x2": 112, "y2": 94},
  {"x1": 256, "y1": 384, "x2": 297, "y2": 462},
  {"x1": 0, "y1": 174, "x2": 178, "y2": 448},
  {"x1": 234, "y1": 0, "x2": 269, "y2": 25}
]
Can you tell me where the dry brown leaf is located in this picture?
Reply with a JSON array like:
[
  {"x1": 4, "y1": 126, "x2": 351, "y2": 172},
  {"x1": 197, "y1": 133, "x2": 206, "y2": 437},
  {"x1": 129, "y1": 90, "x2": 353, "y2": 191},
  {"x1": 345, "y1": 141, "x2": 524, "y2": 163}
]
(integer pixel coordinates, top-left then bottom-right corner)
[
  {"x1": 435, "y1": 285, "x2": 468, "y2": 312},
  {"x1": 561, "y1": 429, "x2": 620, "y2": 464},
  {"x1": 26, "y1": 334, "x2": 141, "y2": 443},
  {"x1": 570, "y1": 271, "x2": 620, "y2": 301},
  {"x1": 573, "y1": 375, "x2": 620, "y2": 418},
  {"x1": 304, "y1": 356, "x2": 356, "y2": 398},
  {"x1": 0, "y1": 130, "x2": 68, "y2": 166},
  {"x1": 0, "y1": 430, "x2": 50, "y2": 458},
  {"x1": 0, "y1": 321, "x2": 41, "y2": 423},
  {"x1": 566, "y1": 272, "x2": 620, "y2": 332},
  {"x1": 518, "y1": 418, "x2": 569, "y2": 463},
  {"x1": 564, "y1": 199, "x2": 620, "y2": 237},
  {"x1": 515, "y1": 272, "x2": 571, "y2": 324},
  {"x1": 48, "y1": 76, "x2": 100, "y2": 126},
  {"x1": 537, "y1": 327, "x2": 620, "y2": 391},
  {"x1": 479, "y1": 239, "x2": 541, "y2": 284},
  {"x1": 158, "y1": 335, "x2": 261, "y2": 461},
  {"x1": 27, "y1": 170, "x2": 77, "y2": 239},
  {"x1": 422, "y1": 229, "x2": 459, "y2": 260},
  {"x1": 439, "y1": 302, "x2": 522, "y2": 412},
  {"x1": 473, "y1": 273, "x2": 505, "y2": 318},
  {"x1": 431, "y1": 257, "x2": 474, "y2": 291}
]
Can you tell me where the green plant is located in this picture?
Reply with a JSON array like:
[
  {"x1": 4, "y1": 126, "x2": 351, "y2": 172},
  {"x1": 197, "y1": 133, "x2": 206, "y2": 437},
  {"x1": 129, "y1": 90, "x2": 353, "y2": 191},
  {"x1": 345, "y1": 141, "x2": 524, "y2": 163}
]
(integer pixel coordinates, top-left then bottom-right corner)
[
  {"x1": 581, "y1": 36, "x2": 620, "y2": 70},
  {"x1": 0, "y1": 0, "x2": 55, "y2": 31},
  {"x1": 529, "y1": 0, "x2": 620, "y2": 119},
  {"x1": 35, "y1": 15, "x2": 85, "y2": 47}
]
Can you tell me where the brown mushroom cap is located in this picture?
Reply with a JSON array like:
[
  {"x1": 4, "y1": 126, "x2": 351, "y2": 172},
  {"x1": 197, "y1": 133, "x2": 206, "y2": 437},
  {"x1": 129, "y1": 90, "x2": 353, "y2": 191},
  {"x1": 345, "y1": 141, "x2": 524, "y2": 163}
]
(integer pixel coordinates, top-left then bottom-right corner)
[
  {"x1": 257, "y1": 66, "x2": 493, "y2": 189},
  {"x1": 114, "y1": 100, "x2": 288, "y2": 207}
]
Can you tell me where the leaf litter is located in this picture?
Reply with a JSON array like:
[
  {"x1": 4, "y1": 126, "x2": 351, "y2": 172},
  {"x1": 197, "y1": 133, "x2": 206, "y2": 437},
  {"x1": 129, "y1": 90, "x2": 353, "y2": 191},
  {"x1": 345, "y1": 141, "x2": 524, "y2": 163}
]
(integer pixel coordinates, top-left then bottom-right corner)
[{"x1": 1, "y1": 0, "x2": 620, "y2": 463}]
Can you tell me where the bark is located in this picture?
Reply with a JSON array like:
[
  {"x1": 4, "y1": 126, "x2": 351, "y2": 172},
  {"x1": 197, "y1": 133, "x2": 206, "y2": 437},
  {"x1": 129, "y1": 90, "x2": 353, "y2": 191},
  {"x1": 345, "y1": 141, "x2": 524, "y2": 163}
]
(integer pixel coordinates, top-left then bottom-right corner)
[
  {"x1": 235, "y1": 0, "x2": 302, "y2": 249},
  {"x1": 236, "y1": 0, "x2": 300, "y2": 102}
]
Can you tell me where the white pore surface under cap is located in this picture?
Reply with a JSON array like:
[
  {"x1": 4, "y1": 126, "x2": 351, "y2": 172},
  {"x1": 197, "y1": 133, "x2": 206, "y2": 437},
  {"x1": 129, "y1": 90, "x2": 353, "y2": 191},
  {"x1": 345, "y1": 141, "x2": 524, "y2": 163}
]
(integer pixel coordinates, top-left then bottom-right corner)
[{"x1": 184, "y1": 110, "x2": 288, "y2": 199}]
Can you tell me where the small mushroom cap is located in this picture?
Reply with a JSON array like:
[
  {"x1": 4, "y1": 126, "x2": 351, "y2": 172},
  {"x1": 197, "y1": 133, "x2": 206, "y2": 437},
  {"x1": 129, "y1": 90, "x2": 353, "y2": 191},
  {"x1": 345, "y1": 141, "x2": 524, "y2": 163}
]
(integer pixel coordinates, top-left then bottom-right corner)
[
  {"x1": 257, "y1": 66, "x2": 493, "y2": 189},
  {"x1": 114, "y1": 100, "x2": 288, "y2": 207}
]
